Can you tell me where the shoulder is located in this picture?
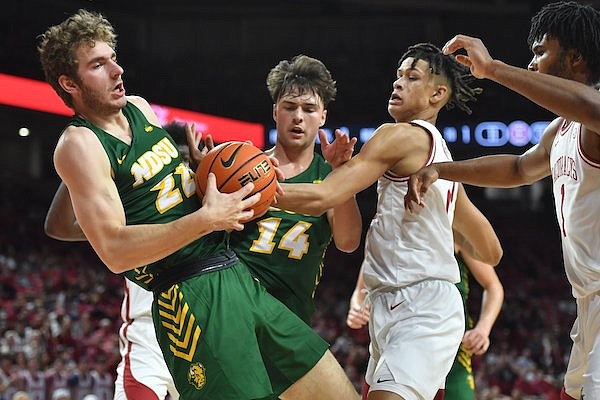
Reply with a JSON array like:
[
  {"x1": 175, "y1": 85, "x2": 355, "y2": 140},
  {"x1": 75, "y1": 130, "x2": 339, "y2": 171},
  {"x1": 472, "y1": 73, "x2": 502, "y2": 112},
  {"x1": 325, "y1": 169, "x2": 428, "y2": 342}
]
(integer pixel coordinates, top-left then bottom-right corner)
[
  {"x1": 126, "y1": 95, "x2": 161, "y2": 125},
  {"x1": 54, "y1": 126, "x2": 106, "y2": 172},
  {"x1": 366, "y1": 122, "x2": 431, "y2": 155}
]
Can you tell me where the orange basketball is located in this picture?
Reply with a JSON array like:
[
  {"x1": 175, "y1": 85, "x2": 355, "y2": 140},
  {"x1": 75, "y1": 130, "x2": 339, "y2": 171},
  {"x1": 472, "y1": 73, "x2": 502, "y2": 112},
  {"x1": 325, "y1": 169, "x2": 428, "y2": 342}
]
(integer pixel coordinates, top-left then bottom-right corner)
[{"x1": 195, "y1": 141, "x2": 277, "y2": 221}]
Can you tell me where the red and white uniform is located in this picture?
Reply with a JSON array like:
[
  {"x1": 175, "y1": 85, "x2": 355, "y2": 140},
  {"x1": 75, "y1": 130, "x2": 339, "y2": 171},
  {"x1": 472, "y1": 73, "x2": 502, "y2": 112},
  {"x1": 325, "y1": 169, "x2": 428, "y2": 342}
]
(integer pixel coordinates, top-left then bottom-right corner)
[
  {"x1": 113, "y1": 280, "x2": 179, "y2": 400},
  {"x1": 362, "y1": 120, "x2": 464, "y2": 400},
  {"x1": 551, "y1": 119, "x2": 600, "y2": 399}
]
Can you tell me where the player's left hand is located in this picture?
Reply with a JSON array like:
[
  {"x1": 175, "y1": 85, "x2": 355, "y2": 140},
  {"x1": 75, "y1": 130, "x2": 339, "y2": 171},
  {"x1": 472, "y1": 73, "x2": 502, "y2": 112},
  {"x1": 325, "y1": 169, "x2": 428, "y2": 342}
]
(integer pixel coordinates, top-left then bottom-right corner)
[
  {"x1": 462, "y1": 327, "x2": 490, "y2": 355},
  {"x1": 320, "y1": 129, "x2": 357, "y2": 169},
  {"x1": 185, "y1": 123, "x2": 214, "y2": 171}
]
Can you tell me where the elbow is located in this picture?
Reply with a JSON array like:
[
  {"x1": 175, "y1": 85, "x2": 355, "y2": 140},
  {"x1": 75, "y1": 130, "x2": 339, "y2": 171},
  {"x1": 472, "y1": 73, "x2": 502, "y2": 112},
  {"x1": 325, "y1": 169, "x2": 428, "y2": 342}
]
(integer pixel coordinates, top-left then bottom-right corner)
[
  {"x1": 304, "y1": 200, "x2": 330, "y2": 217},
  {"x1": 101, "y1": 255, "x2": 129, "y2": 274},
  {"x1": 95, "y1": 244, "x2": 130, "y2": 274},
  {"x1": 335, "y1": 237, "x2": 361, "y2": 253},
  {"x1": 44, "y1": 220, "x2": 60, "y2": 240},
  {"x1": 486, "y1": 246, "x2": 504, "y2": 267}
]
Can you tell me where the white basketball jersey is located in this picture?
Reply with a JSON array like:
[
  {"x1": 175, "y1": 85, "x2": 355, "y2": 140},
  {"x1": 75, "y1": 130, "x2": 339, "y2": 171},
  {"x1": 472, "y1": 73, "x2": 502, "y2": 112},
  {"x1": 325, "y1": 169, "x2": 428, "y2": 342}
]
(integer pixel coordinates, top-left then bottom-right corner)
[
  {"x1": 121, "y1": 279, "x2": 154, "y2": 321},
  {"x1": 362, "y1": 120, "x2": 459, "y2": 291},
  {"x1": 550, "y1": 119, "x2": 600, "y2": 298}
]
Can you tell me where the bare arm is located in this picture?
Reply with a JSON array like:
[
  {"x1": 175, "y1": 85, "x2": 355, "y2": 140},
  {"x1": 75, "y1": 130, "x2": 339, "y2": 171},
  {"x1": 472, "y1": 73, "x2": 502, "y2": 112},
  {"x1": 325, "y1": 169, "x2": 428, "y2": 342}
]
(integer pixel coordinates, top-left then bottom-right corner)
[
  {"x1": 320, "y1": 129, "x2": 362, "y2": 253},
  {"x1": 54, "y1": 126, "x2": 258, "y2": 274},
  {"x1": 404, "y1": 118, "x2": 559, "y2": 210},
  {"x1": 459, "y1": 248, "x2": 504, "y2": 355},
  {"x1": 45, "y1": 182, "x2": 86, "y2": 241},
  {"x1": 444, "y1": 34, "x2": 600, "y2": 134},
  {"x1": 346, "y1": 264, "x2": 370, "y2": 329},
  {"x1": 452, "y1": 184, "x2": 503, "y2": 266},
  {"x1": 278, "y1": 123, "x2": 430, "y2": 215}
]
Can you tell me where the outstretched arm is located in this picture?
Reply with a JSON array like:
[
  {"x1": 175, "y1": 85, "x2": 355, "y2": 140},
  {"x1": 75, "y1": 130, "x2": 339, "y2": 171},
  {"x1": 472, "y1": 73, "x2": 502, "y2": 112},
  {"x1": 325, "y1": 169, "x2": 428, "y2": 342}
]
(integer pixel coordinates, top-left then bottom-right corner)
[
  {"x1": 278, "y1": 123, "x2": 429, "y2": 216},
  {"x1": 443, "y1": 34, "x2": 600, "y2": 133},
  {"x1": 404, "y1": 117, "x2": 558, "y2": 211},
  {"x1": 459, "y1": 249, "x2": 504, "y2": 355}
]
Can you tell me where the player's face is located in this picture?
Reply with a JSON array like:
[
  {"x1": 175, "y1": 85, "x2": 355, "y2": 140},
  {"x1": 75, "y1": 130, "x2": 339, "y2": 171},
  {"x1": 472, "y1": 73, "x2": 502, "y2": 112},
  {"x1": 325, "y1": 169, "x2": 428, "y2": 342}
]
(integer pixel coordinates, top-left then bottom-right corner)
[
  {"x1": 273, "y1": 89, "x2": 327, "y2": 150},
  {"x1": 388, "y1": 58, "x2": 436, "y2": 123},
  {"x1": 528, "y1": 34, "x2": 570, "y2": 79},
  {"x1": 72, "y1": 41, "x2": 126, "y2": 114}
]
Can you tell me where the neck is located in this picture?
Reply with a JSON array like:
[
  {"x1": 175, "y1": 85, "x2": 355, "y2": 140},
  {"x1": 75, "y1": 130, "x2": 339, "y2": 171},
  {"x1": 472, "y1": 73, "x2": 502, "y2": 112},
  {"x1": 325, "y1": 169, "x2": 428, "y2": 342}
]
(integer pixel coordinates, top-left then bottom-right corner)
[{"x1": 272, "y1": 143, "x2": 315, "y2": 179}]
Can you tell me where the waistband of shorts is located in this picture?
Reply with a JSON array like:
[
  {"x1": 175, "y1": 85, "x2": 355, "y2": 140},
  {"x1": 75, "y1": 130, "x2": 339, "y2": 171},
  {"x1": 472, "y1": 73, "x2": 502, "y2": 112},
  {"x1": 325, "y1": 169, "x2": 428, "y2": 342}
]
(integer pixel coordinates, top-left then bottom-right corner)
[
  {"x1": 149, "y1": 249, "x2": 238, "y2": 294},
  {"x1": 364, "y1": 278, "x2": 452, "y2": 307}
]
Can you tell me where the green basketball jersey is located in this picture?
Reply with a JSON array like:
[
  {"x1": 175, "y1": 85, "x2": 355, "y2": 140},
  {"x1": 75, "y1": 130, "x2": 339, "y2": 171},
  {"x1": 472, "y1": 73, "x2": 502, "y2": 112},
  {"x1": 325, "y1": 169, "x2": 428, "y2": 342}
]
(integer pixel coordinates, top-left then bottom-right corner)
[
  {"x1": 68, "y1": 102, "x2": 227, "y2": 289},
  {"x1": 229, "y1": 153, "x2": 333, "y2": 324}
]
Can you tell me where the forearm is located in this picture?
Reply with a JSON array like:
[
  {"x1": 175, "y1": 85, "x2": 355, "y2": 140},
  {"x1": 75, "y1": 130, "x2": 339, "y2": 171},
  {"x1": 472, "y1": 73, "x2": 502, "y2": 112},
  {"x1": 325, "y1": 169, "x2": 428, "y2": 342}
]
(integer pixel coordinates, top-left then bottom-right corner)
[
  {"x1": 330, "y1": 196, "x2": 362, "y2": 253},
  {"x1": 436, "y1": 155, "x2": 531, "y2": 188},
  {"x1": 475, "y1": 284, "x2": 504, "y2": 335},
  {"x1": 277, "y1": 183, "x2": 334, "y2": 216},
  {"x1": 90, "y1": 208, "x2": 218, "y2": 273},
  {"x1": 487, "y1": 60, "x2": 600, "y2": 131}
]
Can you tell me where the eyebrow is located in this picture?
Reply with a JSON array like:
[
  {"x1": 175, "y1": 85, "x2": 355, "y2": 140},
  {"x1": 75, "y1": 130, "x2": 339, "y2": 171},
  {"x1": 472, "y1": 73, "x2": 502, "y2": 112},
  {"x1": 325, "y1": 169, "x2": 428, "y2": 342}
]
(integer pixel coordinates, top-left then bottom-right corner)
[
  {"x1": 281, "y1": 99, "x2": 318, "y2": 106},
  {"x1": 86, "y1": 51, "x2": 116, "y2": 66}
]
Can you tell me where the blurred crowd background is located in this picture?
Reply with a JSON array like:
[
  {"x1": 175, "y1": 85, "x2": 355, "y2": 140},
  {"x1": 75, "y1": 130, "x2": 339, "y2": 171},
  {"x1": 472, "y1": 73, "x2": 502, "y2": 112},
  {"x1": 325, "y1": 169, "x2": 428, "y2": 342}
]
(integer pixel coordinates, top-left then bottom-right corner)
[{"x1": 0, "y1": 176, "x2": 574, "y2": 399}]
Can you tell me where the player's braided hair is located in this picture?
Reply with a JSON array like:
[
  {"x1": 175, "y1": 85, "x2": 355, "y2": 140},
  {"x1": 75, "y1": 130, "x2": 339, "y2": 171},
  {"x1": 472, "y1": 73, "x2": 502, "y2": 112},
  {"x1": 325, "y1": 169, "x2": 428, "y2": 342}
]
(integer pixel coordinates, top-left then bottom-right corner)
[
  {"x1": 266, "y1": 54, "x2": 337, "y2": 107},
  {"x1": 528, "y1": 1, "x2": 600, "y2": 85},
  {"x1": 400, "y1": 43, "x2": 482, "y2": 115},
  {"x1": 38, "y1": 9, "x2": 117, "y2": 108}
]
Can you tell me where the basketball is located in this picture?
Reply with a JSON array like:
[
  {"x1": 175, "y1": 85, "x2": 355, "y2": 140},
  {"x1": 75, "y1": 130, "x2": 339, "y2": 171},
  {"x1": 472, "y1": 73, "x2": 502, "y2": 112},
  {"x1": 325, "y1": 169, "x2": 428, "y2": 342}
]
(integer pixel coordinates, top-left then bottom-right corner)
[{"x1": 195, "y1": 141, "x2": 277, "y2": 221}]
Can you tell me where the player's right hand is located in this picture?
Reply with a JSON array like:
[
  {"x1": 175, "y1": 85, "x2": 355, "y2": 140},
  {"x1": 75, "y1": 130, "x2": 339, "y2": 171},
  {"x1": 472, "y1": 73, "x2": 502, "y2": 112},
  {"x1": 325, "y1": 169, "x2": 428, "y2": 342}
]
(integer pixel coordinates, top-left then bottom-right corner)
[
  {"x1": 346, "y1": 289, "x2": 370, "y2": 329},
  {"x1": 201, "y1": 173, "x2": 259, "y2": 231},
  {"x1": 442, "y1": 34, "x2": 494, "y2": 80}
]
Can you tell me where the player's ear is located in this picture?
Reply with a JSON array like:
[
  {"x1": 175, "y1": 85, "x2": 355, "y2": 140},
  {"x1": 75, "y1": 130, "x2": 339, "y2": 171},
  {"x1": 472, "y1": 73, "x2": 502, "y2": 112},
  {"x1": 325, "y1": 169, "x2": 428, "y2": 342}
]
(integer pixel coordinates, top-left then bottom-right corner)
[
  {"x1": 430, "y1": 84, "x2": 448, "y2": 106},
  {"x1": 320, "y1": 109, "x2": 327, "y2": 127},
  {"x1": 58, "y1": 75, "x2": 78, "y2": 94},
  {"x1": 272, "y1": 104, "x2": 277, "y2": 122},
  {"x1": 568, "y1": 49, "x2": 584, "y2": 69}
]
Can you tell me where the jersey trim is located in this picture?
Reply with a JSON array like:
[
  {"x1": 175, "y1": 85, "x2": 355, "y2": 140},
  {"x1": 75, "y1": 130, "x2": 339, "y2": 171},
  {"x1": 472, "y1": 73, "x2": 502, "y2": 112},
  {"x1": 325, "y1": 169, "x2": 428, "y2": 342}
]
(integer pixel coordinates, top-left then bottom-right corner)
[{"x1": 383, "y1": 120, "x2": 435, "y2": 182}]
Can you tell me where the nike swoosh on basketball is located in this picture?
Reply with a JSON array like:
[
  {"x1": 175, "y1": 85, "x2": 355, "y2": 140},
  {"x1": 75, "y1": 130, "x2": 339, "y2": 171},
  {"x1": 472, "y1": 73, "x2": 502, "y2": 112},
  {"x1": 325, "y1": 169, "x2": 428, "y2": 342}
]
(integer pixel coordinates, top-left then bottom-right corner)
[
  {"x1": 390, "y1": 300, "x2": 405, "y2": 311},
  {"x1": 221, "y1": 145, "x2": 243, "y2": 168}
]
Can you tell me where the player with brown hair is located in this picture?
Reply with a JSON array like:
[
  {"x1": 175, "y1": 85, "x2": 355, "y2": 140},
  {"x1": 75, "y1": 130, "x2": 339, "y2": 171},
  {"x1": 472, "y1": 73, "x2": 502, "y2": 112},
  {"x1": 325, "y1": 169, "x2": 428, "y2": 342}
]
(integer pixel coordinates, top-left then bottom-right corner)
[{"x1": 39, "y1": 9, "x2": 359, "y2": 400}]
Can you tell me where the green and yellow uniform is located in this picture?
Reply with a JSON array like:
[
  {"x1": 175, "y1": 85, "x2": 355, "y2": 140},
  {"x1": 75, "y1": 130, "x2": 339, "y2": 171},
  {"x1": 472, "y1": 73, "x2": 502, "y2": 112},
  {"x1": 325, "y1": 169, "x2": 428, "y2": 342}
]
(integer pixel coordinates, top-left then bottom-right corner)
[
  {"x1": 71, "y1": 102, "x2": 326, "y2": 399},
  {"x1": 230, "y1": 154, "x2": 333, "y2": 324},
  {"x1": 445, "y1": 252, "x2": 475, "y2": 400},
  {"x1": 229, "y1": 154, "x2": 332, "y2": 395}
]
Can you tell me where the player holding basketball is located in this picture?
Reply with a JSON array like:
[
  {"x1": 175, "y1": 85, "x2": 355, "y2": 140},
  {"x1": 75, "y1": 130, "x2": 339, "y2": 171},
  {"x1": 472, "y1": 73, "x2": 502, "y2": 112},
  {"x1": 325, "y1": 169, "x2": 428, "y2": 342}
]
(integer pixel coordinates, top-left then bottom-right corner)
[
  {"x1": 276, "y1": 43, "x2": 503, "y2": 400},
  {"x1": 229, "y1": 54, "x2": 362, "y2": 325},
  {"x1": 404, "y1": 2, "x2": 600, "y2": 399},
  {"x1": 39, "y1": 9, "x2": 359, "y2": 400},
  {"x1": 44, "y1": 121, "x2": 193, "y2": 400}
]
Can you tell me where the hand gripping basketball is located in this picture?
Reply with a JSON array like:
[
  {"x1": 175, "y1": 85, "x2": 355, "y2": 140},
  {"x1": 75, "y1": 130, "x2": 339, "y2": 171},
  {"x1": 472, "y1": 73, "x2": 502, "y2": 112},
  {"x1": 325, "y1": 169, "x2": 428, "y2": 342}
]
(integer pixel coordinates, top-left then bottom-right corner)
[{"x1": 195, "y1": 142, "x2": 277, "y2": 221}]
